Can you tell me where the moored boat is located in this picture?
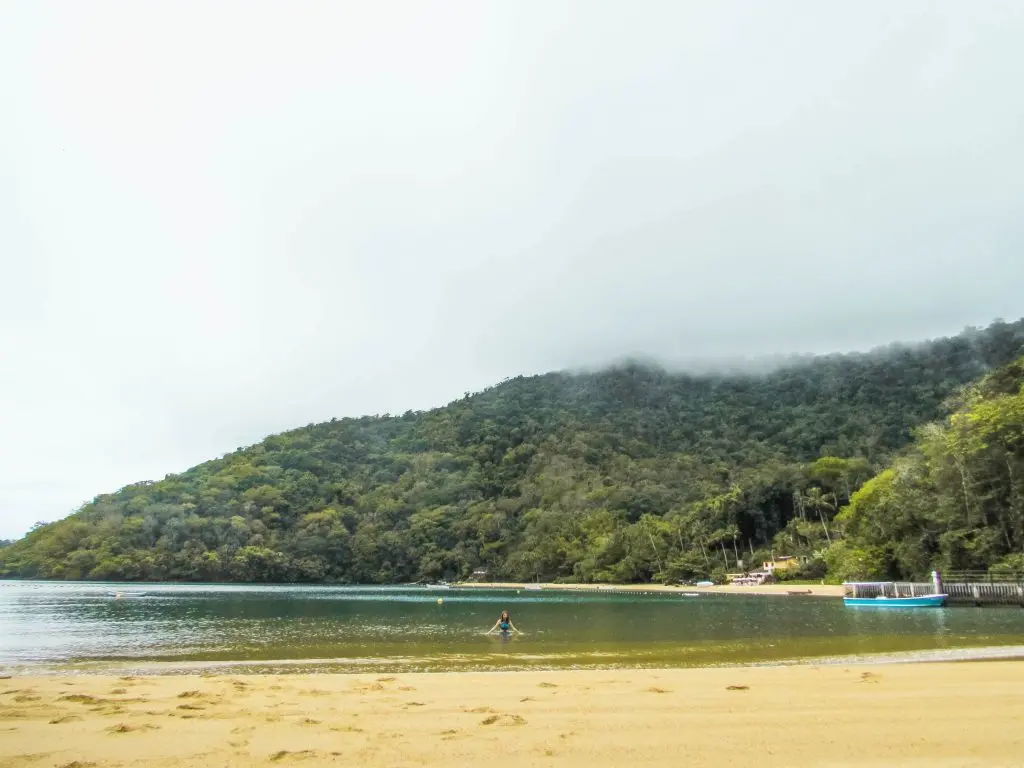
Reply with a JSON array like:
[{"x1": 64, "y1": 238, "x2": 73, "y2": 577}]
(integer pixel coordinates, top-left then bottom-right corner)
[{"x1": 843, "y1": 594, "x2": 947, "y2": 608}]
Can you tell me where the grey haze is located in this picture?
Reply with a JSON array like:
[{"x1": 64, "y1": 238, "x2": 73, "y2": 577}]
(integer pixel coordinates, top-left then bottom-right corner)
[{"x1": 2, "y1": 1, "x2": 1024, "y2": 538}]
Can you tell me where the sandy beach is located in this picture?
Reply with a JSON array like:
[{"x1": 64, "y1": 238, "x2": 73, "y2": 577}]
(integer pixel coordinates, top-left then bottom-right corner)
[
  {"x1": 456, "y1": 581, "x2": 846, "y2": 597},
  {"x1": 2, "y1": 662, "x2": 1023, "y2": 767}
]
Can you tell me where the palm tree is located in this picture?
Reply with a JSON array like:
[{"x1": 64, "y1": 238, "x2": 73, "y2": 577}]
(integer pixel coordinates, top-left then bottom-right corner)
[{"x1": 800, "y1": 488, "x2": 834, "y2": 544}]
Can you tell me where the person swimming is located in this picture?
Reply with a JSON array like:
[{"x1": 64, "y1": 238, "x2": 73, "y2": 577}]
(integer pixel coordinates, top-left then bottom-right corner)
[{"x1": 487, "y1": 610, "x2": 519, "y2": 634}]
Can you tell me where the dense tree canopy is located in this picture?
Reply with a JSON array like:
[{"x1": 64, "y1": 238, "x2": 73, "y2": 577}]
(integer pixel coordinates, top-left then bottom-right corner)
[
  {"x1": 2, "y1": 319, "x2": 1023, "y2": 584},
  {"x1": 826, "y1": 355, "x2": 1024, "y2": 580}
]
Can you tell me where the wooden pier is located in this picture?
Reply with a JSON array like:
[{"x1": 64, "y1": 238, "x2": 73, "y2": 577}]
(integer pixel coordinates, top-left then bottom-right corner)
[
  {"x1": 845, "y1": 571, "x2": 1024, "y2": 607},
  {"x1": 941, "y1": 570, "x2": 1024, "y2": 606},
  {"x1": 942, "y1": 580, "x2": 1024, "y2": 606}
]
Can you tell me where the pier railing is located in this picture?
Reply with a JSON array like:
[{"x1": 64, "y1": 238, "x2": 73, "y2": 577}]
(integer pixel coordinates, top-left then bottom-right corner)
[
  {"x1": 942, "y1": 570, "x2": 1024, "y2": 585},
  {"x1": 940, "y1": 578, "x2": 1024, "y2": 606}
]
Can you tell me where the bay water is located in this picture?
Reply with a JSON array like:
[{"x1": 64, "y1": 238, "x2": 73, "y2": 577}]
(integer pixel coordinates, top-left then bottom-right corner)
[{"x1": 3, "y1": 582, "x2": 1024, "y2": 674}]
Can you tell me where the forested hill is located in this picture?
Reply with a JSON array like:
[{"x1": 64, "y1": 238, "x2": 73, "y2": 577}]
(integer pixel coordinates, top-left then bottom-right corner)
[
  {"x1": 3, "y1": 319, "x2": 1023, "y2": 584},
  {"x1": 827, "y1": 354, "x2": 1024, "y2": 580}
]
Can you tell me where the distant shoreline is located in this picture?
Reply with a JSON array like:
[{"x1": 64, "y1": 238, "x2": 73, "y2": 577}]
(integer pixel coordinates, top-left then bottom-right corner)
[
  {"x1": 452, "y1": 581, "x2": 845, "y2": 597},
  {"x1": 1, "y1": 579, "x2": 844, "y2": 597}
]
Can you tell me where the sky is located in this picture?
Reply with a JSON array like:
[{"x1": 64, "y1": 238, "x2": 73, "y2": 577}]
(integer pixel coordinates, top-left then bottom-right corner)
[{"x1": 3, "y1": 1, "x2": 1024, "y2": 539}]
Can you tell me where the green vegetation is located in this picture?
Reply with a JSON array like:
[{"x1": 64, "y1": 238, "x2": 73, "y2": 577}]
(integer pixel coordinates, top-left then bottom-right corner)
[
  {"x1": 2, "y1": 320, "x2": 1023, "y2": 584},
  {"x1": 827, "y1": 356, "x2": 1024, "y2": 580}
]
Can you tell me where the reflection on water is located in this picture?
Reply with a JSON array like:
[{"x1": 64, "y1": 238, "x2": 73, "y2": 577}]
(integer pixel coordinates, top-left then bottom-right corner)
[{"x1": 2, "y1": 581, "x2": 1024, "y2": 674}]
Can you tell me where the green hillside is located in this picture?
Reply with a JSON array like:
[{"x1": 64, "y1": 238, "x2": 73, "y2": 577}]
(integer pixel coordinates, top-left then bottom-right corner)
[
  {"x1": 828, "y1": 355, "x2": 1024, "y2": 580},
  {"x1": 2, "y1": 319, "x2": 1023, "y2": 584}
]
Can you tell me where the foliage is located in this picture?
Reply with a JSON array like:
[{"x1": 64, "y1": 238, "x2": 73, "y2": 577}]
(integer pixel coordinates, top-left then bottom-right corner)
[
  {"x1": 828, "y1": 353, "x2": 1024, "y2": 579},
  {"x1": 2, "y1": 320, "x2": 1023, "y2": 583}
]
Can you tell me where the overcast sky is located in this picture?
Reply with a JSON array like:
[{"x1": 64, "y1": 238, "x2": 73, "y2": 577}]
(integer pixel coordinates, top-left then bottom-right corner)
[{"x1": 3, "y1": 1, "x2": 1024, "y2": 539}]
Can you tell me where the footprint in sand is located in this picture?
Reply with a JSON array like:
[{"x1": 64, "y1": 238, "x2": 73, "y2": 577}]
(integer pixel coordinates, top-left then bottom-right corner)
[
  {"x1": 177, "y1": 691, "x2": 219, "y2": 707},
  {"x1": 49, "y1": 715, "x2": 83, "y2": 725},
  {"x1": 106, "y1": 723, "x2": 160, "y2": 734},
  {"x1": 269, "y1": 749, "x2": 319, "y2": 762},
  {"x1": 645, "y1": 687, "x2": 671, "y2": 694},
  {"x1": 177, "y1": 704, "x2": 206, "y2": 711},
  {"x1": 480, "y1": 714, "x2": 527, "y2": 726},
  {"x1": 59, "y1": 695, "x2": 100, "y2": 705},
  {"x1": 537, "y1": 682, "x2": 557, "y2": 688},
  {"x1": 466, "y1": 706, "x2": 495, "y2": 714}
]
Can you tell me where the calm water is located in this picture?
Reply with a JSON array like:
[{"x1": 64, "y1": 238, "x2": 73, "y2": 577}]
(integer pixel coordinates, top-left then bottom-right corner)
[{"x1": 3, "y1": 582, "x2": 1024, "y2": 674}]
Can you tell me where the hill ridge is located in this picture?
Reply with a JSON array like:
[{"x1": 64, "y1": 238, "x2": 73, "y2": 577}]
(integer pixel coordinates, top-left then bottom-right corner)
[{"x1": 2, "y1": 318, "x2": 1023, "y2": 584}]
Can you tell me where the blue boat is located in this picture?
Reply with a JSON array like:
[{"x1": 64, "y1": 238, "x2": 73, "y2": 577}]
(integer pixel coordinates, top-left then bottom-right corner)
[{"x1": 843, "y1": 594, "x2": 947, "y2": 608}]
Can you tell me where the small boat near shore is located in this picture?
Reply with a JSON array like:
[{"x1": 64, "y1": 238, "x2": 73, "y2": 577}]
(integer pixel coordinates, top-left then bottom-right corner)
[{"x1": 843, "y1": 594, "x2": 947, "y2": 608}]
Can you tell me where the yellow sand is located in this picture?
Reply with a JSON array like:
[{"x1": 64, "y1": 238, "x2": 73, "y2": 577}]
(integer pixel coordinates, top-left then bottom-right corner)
[
  {"x1": 458, "y1": 581, "x2": 845, "y2": 597},
  {"x1": 3, "y1": 662, "x2": 1023, "y2": 767}
]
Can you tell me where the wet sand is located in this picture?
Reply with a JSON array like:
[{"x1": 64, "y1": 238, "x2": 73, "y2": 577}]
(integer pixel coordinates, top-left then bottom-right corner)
[
  {"x1": 457, "y1": 581, "x2": 845, "y2": 597},
  {"x1": 2, "y1": 661, "x2": 1022, "y2": 767}
]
